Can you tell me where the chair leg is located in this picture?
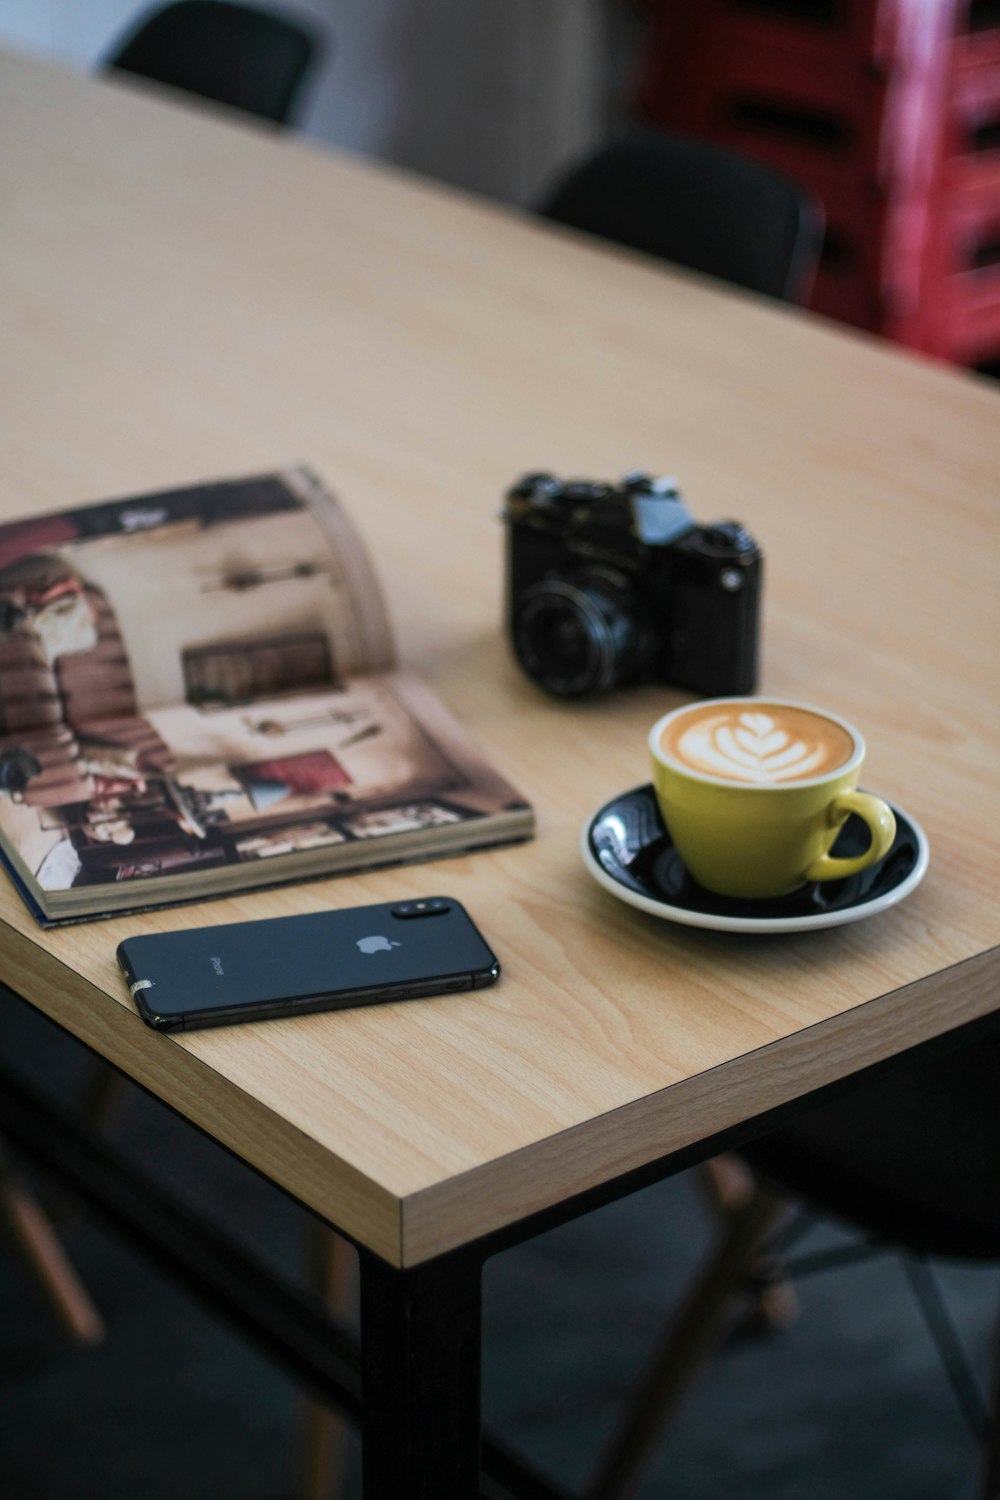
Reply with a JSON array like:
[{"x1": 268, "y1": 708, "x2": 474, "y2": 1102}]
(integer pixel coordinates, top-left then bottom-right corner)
[
  {"x1": 0, "y1": 1147, "x2": 104, "y2": 1343},
  {"x1": 0, "y1": 1060, "x2": 126, "y2": 1343},
  {"x1": 294, "y1": 1222, "x2": 357, "y2": 1500},
  {"x1": 699, "y1": 1153, "x2": 756, "y2": 1215},
  {"x1": 40, "y1": 1064, "x2": 132, "y2": 1232},
  {"x1": 584, "y1": 1183, "x2": 787, "y2": 1500},
  {"x1": 698, "y1": 1156, "x2": 799, "y2": 1333}
]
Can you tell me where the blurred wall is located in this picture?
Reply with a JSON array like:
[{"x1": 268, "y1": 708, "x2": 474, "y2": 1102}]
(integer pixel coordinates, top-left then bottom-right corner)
[{"x1": 0, "y1": 0, "x2": 636, "y2": 204}]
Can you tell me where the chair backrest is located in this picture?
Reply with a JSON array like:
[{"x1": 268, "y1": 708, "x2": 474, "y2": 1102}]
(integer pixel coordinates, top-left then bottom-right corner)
[
  {"x1": 537, "y1": 130, "x2": 823, "y2": 304},
  {"x1": 741, "y1": 1029, "x2": 1000, "y2": 1260},
  {"x1": 104, "y1": 0, "x2": 322, "y2": 126}
]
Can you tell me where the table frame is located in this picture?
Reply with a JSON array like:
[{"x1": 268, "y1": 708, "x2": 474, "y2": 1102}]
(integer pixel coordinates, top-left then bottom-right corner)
[{"x1": 4, "y1": 986, "x2": 996, "y2": 1500}]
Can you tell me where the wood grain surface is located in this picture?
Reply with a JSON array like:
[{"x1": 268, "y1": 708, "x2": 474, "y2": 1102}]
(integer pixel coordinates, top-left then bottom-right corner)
[{"x1": 1, "y1": 52, "x2": 998, "y2": 1265}]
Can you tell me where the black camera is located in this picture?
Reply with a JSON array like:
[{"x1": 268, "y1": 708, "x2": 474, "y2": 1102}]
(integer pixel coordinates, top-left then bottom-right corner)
[{"x1": 502, "y1": 471, "x2": 762, "y2": 698}]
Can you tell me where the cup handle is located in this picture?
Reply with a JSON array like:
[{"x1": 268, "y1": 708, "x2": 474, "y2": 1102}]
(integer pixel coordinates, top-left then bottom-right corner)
[{"x1": 803, "y1": 791, "x2": 897, "y2": 884}]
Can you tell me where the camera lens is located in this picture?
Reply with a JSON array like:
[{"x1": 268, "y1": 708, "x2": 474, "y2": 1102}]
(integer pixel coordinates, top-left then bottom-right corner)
[{"x1": 512, "y1": 576, "x2": 650, "y2": 697}]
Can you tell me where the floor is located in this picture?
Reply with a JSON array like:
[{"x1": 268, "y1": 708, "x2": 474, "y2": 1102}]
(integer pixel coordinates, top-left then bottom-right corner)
[{"x1": 0, "y1": 989, "x2": 995, "y2": 1500}]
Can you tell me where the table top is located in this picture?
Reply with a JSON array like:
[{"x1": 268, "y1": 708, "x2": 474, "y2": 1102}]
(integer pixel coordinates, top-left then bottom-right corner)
[{"x1": 2, "y1": 50, "x2": 998, "y2": 1268}]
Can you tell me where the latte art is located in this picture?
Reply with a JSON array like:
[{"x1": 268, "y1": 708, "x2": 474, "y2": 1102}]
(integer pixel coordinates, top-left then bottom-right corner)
[{"x1": 660, "y1": 704, "x2": 855, "y2": 784}]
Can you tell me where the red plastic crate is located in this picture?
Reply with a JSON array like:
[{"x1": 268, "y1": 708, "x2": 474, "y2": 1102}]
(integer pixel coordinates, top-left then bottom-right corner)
[
  {"x1": 634, "y1": 0, "x2": 962, "y2": 126},
  {"x1": 945, "y1": 47, "x2": 1000, "y2": 161},
  {"x1": 895, "y1": 36, "x2": 1000, "y2": 355},
  {"x1": 631, "y1": 0, "x2": 1000, "y2": 358},
  {"x1": 918, "y1": 155, "x2": 1000, "y2": 357},
  {"x1": 630, "y1": 0, "x2": 996, "y2": 354}
]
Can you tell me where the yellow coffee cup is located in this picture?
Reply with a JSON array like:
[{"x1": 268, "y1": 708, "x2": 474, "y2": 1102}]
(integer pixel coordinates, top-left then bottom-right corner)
[{"x1": 648, "y1": 698, "x2": 896, "y2": 900}]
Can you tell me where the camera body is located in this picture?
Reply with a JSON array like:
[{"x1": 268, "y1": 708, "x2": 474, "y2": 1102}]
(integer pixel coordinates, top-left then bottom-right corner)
[{"x1": 503, "y1": 471, "x2": 762, "y2": 698}]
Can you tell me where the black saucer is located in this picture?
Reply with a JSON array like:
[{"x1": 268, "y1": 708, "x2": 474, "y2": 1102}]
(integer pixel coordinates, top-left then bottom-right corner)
[{"x1": 581, "y1": 784, "x2": 929, "y2": 933}]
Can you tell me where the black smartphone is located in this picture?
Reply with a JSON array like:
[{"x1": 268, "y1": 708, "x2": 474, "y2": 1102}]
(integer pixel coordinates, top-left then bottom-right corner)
[{"x1": 117, "y1": 896, "x2": 500, "y2": 1033}]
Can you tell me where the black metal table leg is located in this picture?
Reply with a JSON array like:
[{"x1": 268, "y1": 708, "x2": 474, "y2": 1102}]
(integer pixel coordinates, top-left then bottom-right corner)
[{"x1": 360, "y1": 1245, "x2": 483, "y2": 1500}]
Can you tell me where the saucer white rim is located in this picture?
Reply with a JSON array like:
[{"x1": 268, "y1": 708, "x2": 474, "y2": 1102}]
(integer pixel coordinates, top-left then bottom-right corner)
[{"x1": 580, "y1": 793, "x2": 930, "y2": 934}]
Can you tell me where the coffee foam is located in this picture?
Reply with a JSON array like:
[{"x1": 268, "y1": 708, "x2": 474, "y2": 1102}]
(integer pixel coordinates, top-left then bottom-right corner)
[{"x1": 659, "y1": 704, "x2": 856, "y2": 785}]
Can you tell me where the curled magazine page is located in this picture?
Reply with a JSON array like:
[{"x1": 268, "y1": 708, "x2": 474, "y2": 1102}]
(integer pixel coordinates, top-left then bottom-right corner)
[{"x1": 284, "y1": 465, "x2": 397, "y2": 674}]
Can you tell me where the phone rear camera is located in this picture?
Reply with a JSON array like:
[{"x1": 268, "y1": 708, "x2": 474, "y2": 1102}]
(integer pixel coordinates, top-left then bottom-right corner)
[{"x1": 391, "y1": 898, "x2": 451, "y2": 919}]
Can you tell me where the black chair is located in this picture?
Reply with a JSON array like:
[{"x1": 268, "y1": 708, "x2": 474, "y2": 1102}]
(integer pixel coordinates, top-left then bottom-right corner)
[
  {"x1": 538, "y1": 129, "x2": 823, "y2": 305},
  {"x1": 103, "y1": 0, "x2": 323, "y2": 126},
  {"x1": 585, "y1": 1030, "x2": 1000, "y2": 1500}
]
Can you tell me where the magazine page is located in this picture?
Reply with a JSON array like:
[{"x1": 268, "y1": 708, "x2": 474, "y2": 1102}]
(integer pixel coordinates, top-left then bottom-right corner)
[
  {"x1": 0, "y1": 469, "x2": 395, "y2": 733},
  {"x1": 0, "y1": 671, "x2": 531, "y2": 910}
]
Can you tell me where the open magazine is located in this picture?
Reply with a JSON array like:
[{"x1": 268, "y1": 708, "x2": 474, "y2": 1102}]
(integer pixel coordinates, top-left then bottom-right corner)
[{"x1": 0, "y1": 468, "x2": 532, "y2": 923}]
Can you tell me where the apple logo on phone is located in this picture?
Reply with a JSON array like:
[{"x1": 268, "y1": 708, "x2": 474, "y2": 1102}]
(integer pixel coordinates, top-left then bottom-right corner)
[{"x1": 356, "y1": 935, "x2": 401, "y2": 955}]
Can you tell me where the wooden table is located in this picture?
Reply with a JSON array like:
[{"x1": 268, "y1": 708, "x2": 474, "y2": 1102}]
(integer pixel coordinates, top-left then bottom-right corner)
[{"x1": 1, "y1": 49, "x2": 998, "y2": 1500}]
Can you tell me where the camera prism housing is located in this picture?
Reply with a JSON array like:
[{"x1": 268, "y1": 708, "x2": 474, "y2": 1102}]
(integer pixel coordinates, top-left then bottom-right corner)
[{"x1": 503, "y1": 471, "x2": 762, "y2": 699}]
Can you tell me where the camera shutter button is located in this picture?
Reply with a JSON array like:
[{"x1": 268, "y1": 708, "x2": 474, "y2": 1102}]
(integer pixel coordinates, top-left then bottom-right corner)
[{"x1": 705, "y1": 522, "x2": 755, "y2": 553}]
